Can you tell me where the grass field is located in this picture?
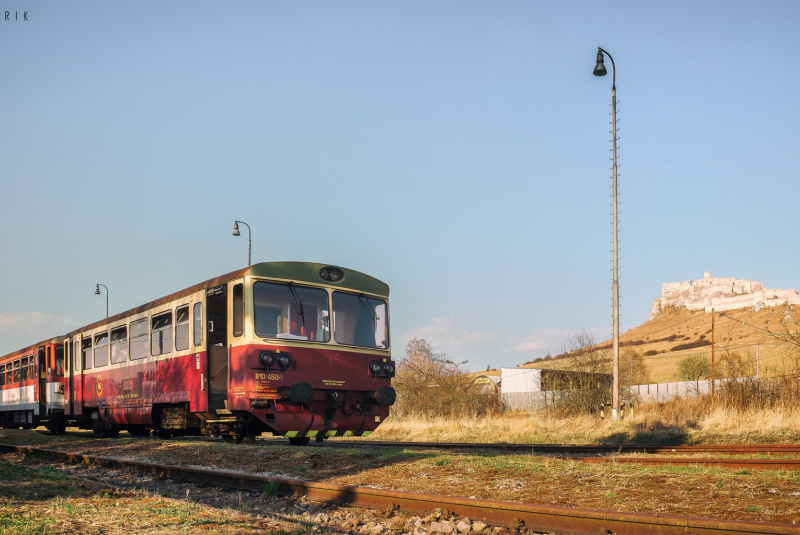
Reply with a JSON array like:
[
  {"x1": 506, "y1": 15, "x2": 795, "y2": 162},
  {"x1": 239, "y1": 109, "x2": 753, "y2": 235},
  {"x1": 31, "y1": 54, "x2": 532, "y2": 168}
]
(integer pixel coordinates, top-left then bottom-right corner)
[{"x1": 370, "y1": 399, "x2": 800, "y2": 445}]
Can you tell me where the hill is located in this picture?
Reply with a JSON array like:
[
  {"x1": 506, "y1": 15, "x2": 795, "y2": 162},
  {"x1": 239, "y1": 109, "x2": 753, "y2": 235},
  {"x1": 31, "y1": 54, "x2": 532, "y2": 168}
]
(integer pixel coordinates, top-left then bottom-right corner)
[{"x1": 474, "y1": 304, "x2": 799, "y2": 384}]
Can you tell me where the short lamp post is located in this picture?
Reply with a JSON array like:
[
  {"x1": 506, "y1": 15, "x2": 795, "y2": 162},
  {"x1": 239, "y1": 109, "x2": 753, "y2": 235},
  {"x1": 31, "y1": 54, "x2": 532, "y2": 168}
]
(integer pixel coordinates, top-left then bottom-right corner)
[
  {"x1": 593, "y1": 46, "x2": 620, "y2": 421},
  {"x1": 94, "y1": 283, "x2": 109, "y2": 319},
  {"x1": 233, "y1": 220, "x2": 252, "y2": 267}
]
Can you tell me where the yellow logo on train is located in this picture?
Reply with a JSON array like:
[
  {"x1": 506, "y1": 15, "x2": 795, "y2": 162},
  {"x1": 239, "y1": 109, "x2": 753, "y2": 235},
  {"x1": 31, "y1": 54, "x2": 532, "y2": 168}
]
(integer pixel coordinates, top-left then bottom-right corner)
[{"x1": 96, "y1": 376, "x2": 103, "y2": 397}]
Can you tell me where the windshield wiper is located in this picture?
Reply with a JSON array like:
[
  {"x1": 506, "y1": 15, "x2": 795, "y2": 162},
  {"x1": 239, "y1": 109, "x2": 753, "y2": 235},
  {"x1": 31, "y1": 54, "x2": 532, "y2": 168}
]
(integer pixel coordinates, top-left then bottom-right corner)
[
  {"x1": 357, "y1": 293, "x2": 378, "y2": 328},
  {"x1": 288, "y1": 282, "x2": 306, "y2": 328}
]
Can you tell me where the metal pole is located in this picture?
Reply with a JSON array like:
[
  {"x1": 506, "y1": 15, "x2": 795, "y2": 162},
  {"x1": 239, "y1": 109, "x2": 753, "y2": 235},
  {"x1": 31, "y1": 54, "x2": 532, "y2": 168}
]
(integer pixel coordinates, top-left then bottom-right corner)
[
  {"x1": 711, "y1": 309, "x2": 715, "y2": 397},
  {"x1": 96, "y1": 283, "x2": 109, "y2": 318},
  {"x1": 756, "y1": 342, "x2": 759, "y2": 379},
  {"x1": 235, "y1": 220, "x2": 252, "y2": 266},
  {"x1": 608, "y1": 51, "x2": 620, "y2": 420},
  {"x1": 593, "y1": 48, "x2": 619, "y2": 419}
]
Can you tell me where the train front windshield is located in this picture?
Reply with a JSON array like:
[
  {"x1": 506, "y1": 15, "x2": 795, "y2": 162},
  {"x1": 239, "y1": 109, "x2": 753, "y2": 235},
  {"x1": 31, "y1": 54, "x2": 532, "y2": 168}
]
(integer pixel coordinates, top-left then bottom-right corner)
[
  {"x1": 253, "y1": 282, "x2": 331, "y2": 342},
  {"x1": 252, "y1": 282, "x2": 388, "y2": 349},
  {"x1": 332, "y1": 292, "x2": 388, "y2": 350}
]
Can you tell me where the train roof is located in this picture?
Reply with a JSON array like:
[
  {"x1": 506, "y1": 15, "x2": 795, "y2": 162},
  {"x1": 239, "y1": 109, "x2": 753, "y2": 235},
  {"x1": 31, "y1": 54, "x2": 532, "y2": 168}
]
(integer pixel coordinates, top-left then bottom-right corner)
[
  {"x1": 0, "y1": 336, "x2": 65, "y2": 362},
  {"x1": 65, "y1": 262, "x2": 389, "y2": 338}
]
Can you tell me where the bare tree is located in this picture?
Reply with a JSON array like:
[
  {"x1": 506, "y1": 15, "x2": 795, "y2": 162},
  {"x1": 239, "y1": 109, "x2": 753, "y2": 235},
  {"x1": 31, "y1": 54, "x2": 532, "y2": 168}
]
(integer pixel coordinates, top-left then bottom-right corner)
[
  {"x1": 393, "y1": 338, "x2": 500, "y2": 418},
  {"x1": 769, "y1": 306, "x2": 800, "y2": 362},
  {"x1": 621, "y1": 347, "x2": 650, "y2": 387},
  {"x1": 541, "y1": 330, "x2": 613, "y2": 415}
]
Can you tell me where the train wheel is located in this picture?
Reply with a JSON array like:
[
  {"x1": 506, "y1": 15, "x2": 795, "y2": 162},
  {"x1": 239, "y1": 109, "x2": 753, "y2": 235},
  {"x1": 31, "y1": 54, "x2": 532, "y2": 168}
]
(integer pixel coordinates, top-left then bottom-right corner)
[
  {"x1": 242, "y1": 434, "x2": 256, "y2": 445},
  {"x1": 156, "y1": 429, "x2": 172, "y2": 440},
  {"x1": 221, "y1": 433, "x2": 237, "y2": 444},
  {"x1": 106, "y1": 429, "x2": 120, "y2": 438},
  {"x1": 288, "y1": 437, "x2": 310, "y2": 447}
]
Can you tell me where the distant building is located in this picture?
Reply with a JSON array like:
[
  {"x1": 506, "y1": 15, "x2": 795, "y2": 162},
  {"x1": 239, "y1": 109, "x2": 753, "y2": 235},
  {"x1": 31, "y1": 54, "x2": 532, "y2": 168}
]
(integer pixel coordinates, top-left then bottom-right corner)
[
  {"x1": 649, "y1": 271, "x2": 800, "y2": 320},
  {"x1": 470, "y1": 375, "x2": 500, "y2": 394},
  {"x1": 499, "y1": 367, "x2": 612, "y2": 410}
]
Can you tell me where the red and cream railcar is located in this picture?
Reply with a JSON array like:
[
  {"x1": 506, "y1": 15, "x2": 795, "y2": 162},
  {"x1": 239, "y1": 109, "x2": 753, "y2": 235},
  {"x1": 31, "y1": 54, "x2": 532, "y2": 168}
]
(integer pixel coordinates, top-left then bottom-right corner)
[
  {"x1": 0, "y1": 337, "x2": 67, "y2": 432},
  {"x1": 63, "y1": 262, "x2": 395, "y2": 444}
]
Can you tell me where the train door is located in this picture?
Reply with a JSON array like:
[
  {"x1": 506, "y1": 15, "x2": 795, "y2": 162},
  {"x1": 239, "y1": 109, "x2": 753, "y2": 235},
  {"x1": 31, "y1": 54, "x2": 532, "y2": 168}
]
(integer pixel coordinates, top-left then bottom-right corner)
[
  {"x1": 64, "y1": 338, "x2": 72, "y2": 415},
  {"x1": 71, "y1": 337, "x2": 84, "y2": 415},
  {"x1": 38, "y1": 346, "x2": 47, "y2": 416},
  {"x1": 206, "y1": 284, "x2": 228, "y2": 413}
]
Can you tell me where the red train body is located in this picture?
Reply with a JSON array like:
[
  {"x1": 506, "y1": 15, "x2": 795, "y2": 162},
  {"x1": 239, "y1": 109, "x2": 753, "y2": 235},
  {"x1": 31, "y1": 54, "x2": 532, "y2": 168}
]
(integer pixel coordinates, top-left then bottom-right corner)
[
  {"x1": 1, "y1": 262, "x2": 395, "y2": 444},
  {"x1": 0, "y1": 338, "x2": 66, "y2": 431}
]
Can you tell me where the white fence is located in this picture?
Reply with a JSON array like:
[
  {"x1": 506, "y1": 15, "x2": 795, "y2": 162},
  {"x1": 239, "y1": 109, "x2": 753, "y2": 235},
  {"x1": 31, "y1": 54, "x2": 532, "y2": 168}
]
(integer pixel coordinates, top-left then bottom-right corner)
[{"x1": 499, "y1": 366, "x2": 738, "y2": 410}]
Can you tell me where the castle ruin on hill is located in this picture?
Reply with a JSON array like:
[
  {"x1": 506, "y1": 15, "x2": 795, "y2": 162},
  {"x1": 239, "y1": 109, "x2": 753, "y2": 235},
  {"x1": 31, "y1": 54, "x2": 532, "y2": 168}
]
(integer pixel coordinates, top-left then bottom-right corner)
[{"x1": 649, "y1": 271, "x2": 800, "y2": 320}]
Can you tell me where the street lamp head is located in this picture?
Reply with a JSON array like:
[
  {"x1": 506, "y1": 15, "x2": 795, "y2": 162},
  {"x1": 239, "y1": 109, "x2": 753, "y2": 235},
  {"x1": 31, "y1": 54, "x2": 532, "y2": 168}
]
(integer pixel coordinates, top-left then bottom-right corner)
[
  {"x1": 94, "y1": 284, "x2": 101, "y2": 295},
  {"x1": 233, "y1": 221, "x2": 241, "y2": 237},
  {"x1": 593, "y1": 49, "x2": 607, "y2": 77}
]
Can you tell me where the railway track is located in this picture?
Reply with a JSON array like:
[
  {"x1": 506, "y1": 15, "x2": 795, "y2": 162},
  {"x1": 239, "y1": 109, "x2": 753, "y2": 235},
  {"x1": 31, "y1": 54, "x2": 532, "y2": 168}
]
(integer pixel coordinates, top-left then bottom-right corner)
[
  {"x1": 1, "y1": 442, "x2": 797, "y2": 535},
  {"x1": 41, "y1": 429, "x2": 800, "y2": 455},
  {"x1": 27, "y1": 430, "x2": 800, "y2": 470},
  {"x1": 292, "y1": 439, "x2": 800, "y2": 456}
]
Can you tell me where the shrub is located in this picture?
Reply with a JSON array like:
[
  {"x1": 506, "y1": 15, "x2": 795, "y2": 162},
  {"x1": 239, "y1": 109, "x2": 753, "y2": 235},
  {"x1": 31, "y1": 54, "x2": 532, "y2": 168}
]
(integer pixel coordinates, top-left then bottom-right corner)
[
  {"x1": 392, "y1": 338, "x2": 502, "y2": 419},
  {"x1": 677, "y1": 354, "x2": 711, "y2": 381},
  {"x1": 670, "y1": 339, "x2": 712, "y2": 352},
  {"x1": 539, "y1": 330, "x2": 649, "y2": 415},
  {"x1": 644, "y1": 350, "x2": 658, "y2": 356}
]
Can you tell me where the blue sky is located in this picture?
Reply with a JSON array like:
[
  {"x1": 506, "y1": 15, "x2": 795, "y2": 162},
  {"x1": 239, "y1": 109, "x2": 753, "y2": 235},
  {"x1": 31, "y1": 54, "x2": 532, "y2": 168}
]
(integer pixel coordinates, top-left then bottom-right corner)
[{"x1": 1, "y1": 1, "x2": 798, "y2": 370}]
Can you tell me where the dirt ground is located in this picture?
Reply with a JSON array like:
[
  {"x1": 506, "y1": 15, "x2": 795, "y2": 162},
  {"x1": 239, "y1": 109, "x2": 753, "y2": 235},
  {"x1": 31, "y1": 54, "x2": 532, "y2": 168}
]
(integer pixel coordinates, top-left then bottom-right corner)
[{"x1": 1, "y1": 429, "x2": 799, "y2": 525}]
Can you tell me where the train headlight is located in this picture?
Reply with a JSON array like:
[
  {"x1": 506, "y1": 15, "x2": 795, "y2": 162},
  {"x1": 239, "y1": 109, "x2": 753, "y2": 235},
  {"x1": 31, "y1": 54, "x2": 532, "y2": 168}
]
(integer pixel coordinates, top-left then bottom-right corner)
[
  {"x1": 369, "y1": 360, "x2": 383, "y2": 376},
  {"x1": 259, "y1": 351, "x2": 275, "y2": 368},
  {"x1": 382, "y1": 362, "x2": 395, "y2": 377},
  {"x1": 277, "y1": 353, "x2": 292, "y2": 370},
  {"x1": 319, "y1": 266, "x2": 345, "y2": 283}
]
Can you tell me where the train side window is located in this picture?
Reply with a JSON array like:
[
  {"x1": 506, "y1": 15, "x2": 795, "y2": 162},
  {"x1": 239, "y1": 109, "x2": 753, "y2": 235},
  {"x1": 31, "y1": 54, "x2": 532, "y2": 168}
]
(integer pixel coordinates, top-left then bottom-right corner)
[
  {"x1": 6, "y1": 363, "x2": 12, "y2": 384},
  {"x1": 21, "y1": 357, "x2": 29, "y2": 381},
  {"x1": 0, "y1": 364, "x2": 4, "y2": 386},
  {"x1": 233, "y1": 284, "x2": 244, "y2": 337},
  {"x1": 94, "y1": 332, "x2": 109, "y2": 367},
  {"x1": 74, "y1": 340, "x2": 81, "y2": 372},
  {"x1": 110, "y1": 327, "x2": 128, "y2": 364},
  {"x1": 175, "y1": 306, "x2": 190, "y2": 351},
  {"x1": 193, "y1": 302, "x2": 203, "y2": 347},
  {"x1": 13, "y1": 359, "x2": 21, "y2": 383},
  {"x1": 151, "y1": 312, "x2": 173, "y2": 356},
  {"x1": 55, "y1": 345, "x2": 64, "y2": 377},
  {"x1": 82, "y1": 337, "x2": 93, "y2": 370},
  {"x1": 129, "y1": 319, "x2": 149, "y2": 360}
]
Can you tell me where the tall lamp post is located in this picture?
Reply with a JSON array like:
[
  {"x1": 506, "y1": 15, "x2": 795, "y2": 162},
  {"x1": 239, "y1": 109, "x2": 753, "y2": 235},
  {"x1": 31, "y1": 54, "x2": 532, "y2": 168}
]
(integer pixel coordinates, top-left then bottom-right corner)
[
  {"x1": 233, "y1": 220, "x2": 252, "y2": 266},
  {"x1": 94, "y1": 283, "x2": 109, "y2": 319},
  {"x1": 593, "y1": 47, "x2": 620, "y2": 420}
]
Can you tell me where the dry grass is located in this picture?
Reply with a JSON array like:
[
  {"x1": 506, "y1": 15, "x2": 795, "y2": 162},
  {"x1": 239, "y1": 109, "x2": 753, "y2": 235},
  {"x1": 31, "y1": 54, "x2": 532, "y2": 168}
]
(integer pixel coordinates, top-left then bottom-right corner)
[
  {"x1": 0, "y1": 458, "x2": 262, "y2": 534},
  {"x1": 371, "y1": 398, "x2": 800, "y2": 445}
]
